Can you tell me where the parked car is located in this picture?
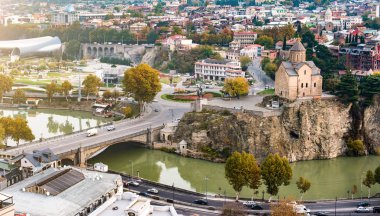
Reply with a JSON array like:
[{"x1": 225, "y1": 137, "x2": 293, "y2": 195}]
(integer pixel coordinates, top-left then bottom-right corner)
[
  {"x1": 106, "y1": 125, "x2": 115, "y2": 131},
  {"x1": 127, "y1": 181, "x2": 139, "y2": 186},
  {"x1": 154, "y1": 109, "x2": 159, "y2": 112},
  {"x1": 356, "y1": 206, "x2": 370, "y2": 213},
  {"x1": 242, "y1": 201, "x2": 256, "y2": 207},
  {"x1": 312, "y1": 212, "x2": 329, "y2": 216},
  {"x1": 193, "y1": 199, "x2": 208, "y2": 205},
  {"x1": 251, "y1": 204, "x2": 263, "y2": 210},
  {"x1": 147, "y1": 188, "x2": 159, "y2": 194},
  {"x1": 138, "y1": 192, "x2": 149, "y2": 197},
  {"x1": 357, "y1": 202, "x2": 370, "y2": 207},
  {"x1": 373, "y1": 206, "x2": 380, "y2": 213}
]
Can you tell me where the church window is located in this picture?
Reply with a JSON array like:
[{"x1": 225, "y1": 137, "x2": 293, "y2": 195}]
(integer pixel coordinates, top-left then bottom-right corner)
[
  {"x1": 301, "y1": 83, "x2": 303, "y2": 88},
  {"x1": 306, "y1": 83, "x2": 308, "y2": 88},
  {"x1": 304, "y1": 70, "x2": 306, "y2": 75},
  {"x1": 314, "y1": 82, "x2": 316, "y2": 87}
]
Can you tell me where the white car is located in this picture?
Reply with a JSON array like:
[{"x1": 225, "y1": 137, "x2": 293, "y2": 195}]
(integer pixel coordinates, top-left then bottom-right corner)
[
  {"x1": 242, "y1": 201, "x2": 256, "y2": 207},
  {"x1": 355, "y1": 206, "x2": 370, "y2": 213},
  {"x1": 127, "y1": 181, "x2": 139, "y2": 187},
  {"x1": 106, "y1": 125, "x2": 115, "y2": 131},
  {"x1": 147, "y1": 188, "x2": 159, "y2": 194}
]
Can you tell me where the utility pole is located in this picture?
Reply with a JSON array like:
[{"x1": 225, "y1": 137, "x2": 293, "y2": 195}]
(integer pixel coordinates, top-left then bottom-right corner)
[{"x1": 172, "y1": 183, "x2": 175, "y2": 207}]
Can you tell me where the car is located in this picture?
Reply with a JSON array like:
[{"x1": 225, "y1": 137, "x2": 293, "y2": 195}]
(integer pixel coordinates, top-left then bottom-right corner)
[
  {"x1": 356, "y1": 206, "x2": 370, "y2": 213},
  {"x1": 357, "y1": 202, "x2": 370, "y2": 207},
  {"x1": 154, "y1": 109, "x2": 159, "y2": 112},
  {"x1": 373, "y1": 206, "x2": 380, "y2": 213},
  {"x1": 127, "y1": 181, "x2": 139, "y2": 186},
  {"x1": 242, "y1": 201, "x2": 256, "y2": 207},
  {"x1": 193, "y1": 199, "x2": 208, "y2": 205},
  {"x1": 138, "y1": 192, "x2": 149, "y2": 197},
  {"x1": 147, "y1": 188, "x2": 159, "y2": 194},
  {"x1": 251, "y1": 204, "x2": 263, "y2": 210},
  {"x1": 312, "y1": 212, "x2": 329, "y2": 216},
  {"x1": 106, "y1": 125, "x2": 115, "y2": 131},
  {"x1": 112, "y1": 206, "x2": 118, "y2": 210}
]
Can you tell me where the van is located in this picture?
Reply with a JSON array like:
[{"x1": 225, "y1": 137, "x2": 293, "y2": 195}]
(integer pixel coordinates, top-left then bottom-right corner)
[{"x1": 373, "y1": 206, "x2": 380, "y2": 213}]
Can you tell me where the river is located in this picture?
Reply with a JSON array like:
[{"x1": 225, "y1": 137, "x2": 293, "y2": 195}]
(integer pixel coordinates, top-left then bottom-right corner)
[
  {"x1": 0, "y1": 108, "x2": 109, "y2": 146},
  {"x1": 89, "y1": 143, "x2": 380, "y2": 200}
]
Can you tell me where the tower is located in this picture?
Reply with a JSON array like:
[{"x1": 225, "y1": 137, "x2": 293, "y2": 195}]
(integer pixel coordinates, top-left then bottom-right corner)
[
  {"x1": 289, "y1": 39, "x2": 306, "y2": 63},
  {"x1": 325, "y1": 8, "x2": 332, "y2": 23}
]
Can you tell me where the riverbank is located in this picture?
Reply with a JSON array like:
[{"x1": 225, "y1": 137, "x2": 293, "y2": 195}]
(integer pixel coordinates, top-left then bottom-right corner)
[{"x1": 89, "y1": 144, "x2": 380, "y2": 200}]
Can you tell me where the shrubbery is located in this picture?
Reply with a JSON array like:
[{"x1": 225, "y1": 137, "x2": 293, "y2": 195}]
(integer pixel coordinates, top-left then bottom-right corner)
[{"x1": 346, "y1": 139, "x2": 365, "y2": 156}]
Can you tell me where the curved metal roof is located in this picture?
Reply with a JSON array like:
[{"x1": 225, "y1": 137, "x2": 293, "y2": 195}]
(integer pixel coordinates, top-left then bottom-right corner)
[{"x1": 0, "y1": 36, "x2": 62, "y2": 58}]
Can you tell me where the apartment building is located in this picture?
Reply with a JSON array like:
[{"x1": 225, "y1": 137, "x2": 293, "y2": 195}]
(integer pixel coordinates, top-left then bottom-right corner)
[
  {"x1": 51, "y1": 11, "x2": 79, "y2": 25},
  {"x1": 194, "y1": 59, "x2": 244, "y2": 81},
  {"x1": 339, "y1": 41, "x2": 380, "y2": 71},
  {"x1": 230, "y1": 31, "x2": 258, "y2": 49}
]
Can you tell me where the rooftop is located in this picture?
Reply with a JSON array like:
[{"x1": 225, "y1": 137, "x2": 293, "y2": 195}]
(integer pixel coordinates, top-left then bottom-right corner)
[{"x1": 2, "y1": 167, "x2": 121, "y2": 216}]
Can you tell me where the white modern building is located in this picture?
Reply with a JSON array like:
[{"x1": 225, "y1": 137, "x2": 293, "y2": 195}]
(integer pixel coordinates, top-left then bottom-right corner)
[
  {"x1": 240, "y1": 44, "x2": 264, "y2": 60},
  {"x1": 230, "y1": 31, "x2": 258, "y2": 49},
  {"x1": 51, "y1": 12, "x2": 79, "y2": 25},
  {"x1": 195, "y1": 59, "x2": 244, "y2": 81}
]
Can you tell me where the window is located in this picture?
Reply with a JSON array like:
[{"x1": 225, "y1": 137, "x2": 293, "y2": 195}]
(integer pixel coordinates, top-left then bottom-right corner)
[
  {"x1": 314, "y1": 82, "x2": 316, "y2": 87},
  {"x1": 304, "y1": 70, "x2": 306, "y2": 75},
  {"x1": 301, "y1": 83, "x2": 303, "y2": 88},
  {"x1": 306, "y1": 83, "x2": 308, "y2": 88}
]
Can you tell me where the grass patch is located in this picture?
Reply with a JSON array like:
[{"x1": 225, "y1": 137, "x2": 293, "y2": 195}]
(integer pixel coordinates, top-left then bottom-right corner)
[
  {"x1": 18, "y1": 88, "x2": 46, "y2": 93},
  {"x1": 15, "y1": 79, "x2": 51, "y2": 86},
  {"x1": 161, "y1": 94, "x2": 193, "y2": 103},
  {"x1": 257, "y1": 88, "x2": 275, "y2": 96},
  {"x1": 160, "y1": 77, "x2": 182, "y2": 85}
]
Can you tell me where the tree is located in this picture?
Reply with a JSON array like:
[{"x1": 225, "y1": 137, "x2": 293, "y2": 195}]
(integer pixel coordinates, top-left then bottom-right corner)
[
  {"x1": 0, "y1": 124, "x2": 4, "y2": 148},
  {"x1": 301, "y1": 29, "x2": 317, "y2": 49},
  {"x1": 123, "y1": 64, "x2": 162, "y2": 111},
  {"x1": 360, "y1": 74, "x2": 380, "y2": 106},
  {"x1": 0, "y1": 74, "x2": 13, "y2": 103},
  {"x1": 221, "y1": 202, "x2": 247, "y2": 216},
  {"x1": 223, "y1": 77, "x2": 249, "y2": 98},
  {"x1": 83, "y1": 74, "x2": 102, "y2": 100},
  {"x1": 13, "y1": 89, "x2": 26, "y2": 104},
  {"x1": 346, "y1": 139, "x2": 365, "y2": 156},
  {"x1": 61, "y1": 80, "x2": 73, "y2": 101},
  {"x1": 111, "y1": 89, "x2": 120, "y2": 101},
  {"x1": 261, "y1": 57, "x2": 270, "y2": 68},
  {"x1": 351, "y1": 185, "x2": 358, "y2": 199},
  {"x1": 9, "y1": 117, "x2": 35, "y2": 146},
  {"x1": 270, "y1": 199, "x2": 297, "y2": 216},
  {"x1": 239, "y1": 56, "x2": 252, "y2": 71},
  {"x1": 122, "y1": 106, "x2": 134, "y2": 118},
  {"x1": 296, "y1": 177, "x2": 311, "y2": 201},
  {"x1": 0, "y1": 117, "x2": 14, "y2": 146},
  {"x1": 282, "y1": 35, "x2": 287, "y2": 50},
  {"x1": 243, "y1": 152, "x2": 261, "y2": 201},
  {"x1": 64, "y1": 40, "x2": 81, "y2": 60},
  {"x1": 147, "y1": 30, "x2": 159, "y2": 44},
  {"x1": 375, "y1": 166, "x2": 380, "y2": 185},
  {"x1": 225, "y1": 151, "x2": 246, "y2": 200},
  {"x1": 263, "y1": 63, "x2": 277, "y2": 80},
  {"x1": 363, "y1": 170, "x2": 376, "y2": 198},
  {"x1": 261, "y1": 154, "x2": 292, "y2": 197},
  {"x1": 46, "y1": 81, "x2": 60, "y2": 103},
  {"x1": 336, "y1": 72, "x2": 359, "y2": 104},
  {"x1": 103, "y1": 90, "x2": 112, "y2": 100},
  {"x1": 255, "y1": 36, "x2": 274, "y2": 49}
]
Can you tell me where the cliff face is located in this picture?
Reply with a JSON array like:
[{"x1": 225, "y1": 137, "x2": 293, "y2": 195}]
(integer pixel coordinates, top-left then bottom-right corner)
[
  {"x1": 363, "y1": 97, "x2": 380, "y2": 153},
  {"x1": 174, "y1": 99, "x2": 366, "y2": 162}
]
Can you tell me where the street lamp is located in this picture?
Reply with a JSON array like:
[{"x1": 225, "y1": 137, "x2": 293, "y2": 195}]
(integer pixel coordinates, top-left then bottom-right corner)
[
  {"x1": 204, "y1": 176, "x2": 209, "y2": 202},
  {"x1": 172, "y1": 183, "x2": 175, "y2": 207},
  {"x1": 129, "y1": 160, "x2": 134, "y2": 179}
]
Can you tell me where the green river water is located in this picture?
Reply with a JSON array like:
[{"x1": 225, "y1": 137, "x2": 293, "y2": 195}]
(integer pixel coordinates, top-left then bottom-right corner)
[{"x1": 90, "y1": 144, "x2": 380, "y2": 200}]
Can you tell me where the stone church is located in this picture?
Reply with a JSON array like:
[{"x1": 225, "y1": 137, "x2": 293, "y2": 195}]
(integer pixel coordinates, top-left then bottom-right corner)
[{"x1": 275, "y1": 40, "x2": 323, "y2": 100}]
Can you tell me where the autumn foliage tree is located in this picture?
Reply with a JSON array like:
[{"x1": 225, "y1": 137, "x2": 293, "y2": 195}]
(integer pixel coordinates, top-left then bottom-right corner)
[
  {"x1": 261, "y1": 154, "x2": 293, "y2": 197},
  {"x1": 0, "y1": 74, "x2": 13, "y2": 103},
  {"x1": 223, "y1": 77, "x2": 249, "y2": 98},
  {"x1": 46, "y1": 81, "x2": 60, "y2": 103},
  {"x1": 270, "y1": 199, "x2": 297, "y2": 216},
  {"x1": 13, "y1": 89, "x2": 26, "y2": 104},
  {"x1": 0, "y1": 117, "x2": 34, "y2": 146},
  {"x1": 61, "y1": 80, "x2": 73, "y2": 101},
  {"x1": 221, "y1": 202, "x2": 247, "y2": 216},
  {"x1": 83, "y1": 74, "x2": 102, "y2": 100},
  {"x1": 123, "y1": 64, "x2": 161, "y2": 111}
]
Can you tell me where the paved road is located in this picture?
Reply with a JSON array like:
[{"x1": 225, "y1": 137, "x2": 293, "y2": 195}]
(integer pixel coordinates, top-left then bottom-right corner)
[
  {"x1": 1, "y1": 91, "x2": 191, "y2": 156},
  {"x1": 247, "y1": 58, "x2": 275, "y2": 94}
]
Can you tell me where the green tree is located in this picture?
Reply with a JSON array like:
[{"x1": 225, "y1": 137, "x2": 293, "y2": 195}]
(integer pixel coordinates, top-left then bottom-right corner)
[
  {"x1": 0, "y1": 74, "x2": 13, "y2": 103},
  {"x1": 223, "y1": 77, "x2": 249, "y2": 98},
  {"x1": 82, "y1": 74, "x2": 102, "y2": 100},
  {"x1": 45, "y1": 81, "x2": 60, "y2": 103},
  {"x1": 301, "y1": 28, "x2": 317, "y2": 48},
  {"x1": 296, "y1": 176, "x2": 311, "y2": 201},
  {"x1": 363, "y1": 170, "x2": 376, "y2": 198},
  {"x1": 374, "y1": 166, "x2": 380, "y2": 184},
  {"x1": 263, "y1": 63, "x2": 277, "y2": 80},
  {"x1": 122, "y1": 106, "x2": 133, "y2": 118},
  {"x1": 61, "y1": 80, "x2": 73, "y2": 101},
  {"x1": 9, "y1": 117, "x2": 35, "y2": 146},
  {"x1": 239, "y1": 56, "x2": 252, "y2": 71},
  {"x1": 336, "y1": 72, "x2": 359, "y2": 104},
  {"x1": 172, "y1": 26, "x2": 183, "y2": 35},
  {"x1": 261, "y1": 154, "x2": 292, "y2": 197},
  {"x1": 346, "y1": 139, "x2": 365, "y2": 156},
  {"x1": 12, "y1": 89, "x2": 26, "y2": 104},
  {"x1": 255, "y1": 36, "x2": 274, "y2": 49},
  {"x1": 225, "y1": 151, "x2": 246, "y2": 200},
  {"x1": 64, "y1": 40, "x2": 81, "y2": 60},
  {"x1": 360, "y1": 74, "x2": 380, "y2": 106},
  {"x1": 147, "y1": 30, "x2": 159, "y2": 44},
  {"x1": 104, "y1": 13, "x2": 115, "y2": 20},
  {"x1": 261, "y1": 57, "x2": 270, "y2": 68},
  {"x1": 123, "y1": 64, "x2": 162, "y2": 111}
]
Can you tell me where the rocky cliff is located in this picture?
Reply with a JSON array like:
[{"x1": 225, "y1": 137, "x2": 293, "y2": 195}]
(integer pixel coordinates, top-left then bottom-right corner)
[
  {"x1": 363, "y1": 97, "x2": 380, "y2": 154},
  {"x1": 174, "y1": 99, "x2": 379, "y2": 162}
]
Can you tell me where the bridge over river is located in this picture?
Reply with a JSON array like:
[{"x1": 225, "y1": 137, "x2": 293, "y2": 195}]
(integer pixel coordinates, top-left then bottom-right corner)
[{"x1": 0, "y1": 102, "x2": 190, "y2": 166}]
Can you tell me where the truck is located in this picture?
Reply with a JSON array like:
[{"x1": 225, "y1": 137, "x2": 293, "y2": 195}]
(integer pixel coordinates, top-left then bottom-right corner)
[{"x1": 87, "y1": 128, "x2": 98, "y2": 137}]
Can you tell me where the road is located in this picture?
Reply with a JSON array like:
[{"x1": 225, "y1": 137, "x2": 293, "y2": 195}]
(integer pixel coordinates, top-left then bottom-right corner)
[
  {"x1": 247, "y1": 58, "x2": 275, "y2": 94},
  {"x1": 1, "y1": 89, "x2": 191, "y2": 156},
  {"x1": 123, "y1": 176, "x2": 380, "y2": 216}
]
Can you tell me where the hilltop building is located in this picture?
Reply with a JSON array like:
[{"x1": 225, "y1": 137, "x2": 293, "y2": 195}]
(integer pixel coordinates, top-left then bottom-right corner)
[{"x1": 275, "y1": 40, "x2": 323, "y2": 100}]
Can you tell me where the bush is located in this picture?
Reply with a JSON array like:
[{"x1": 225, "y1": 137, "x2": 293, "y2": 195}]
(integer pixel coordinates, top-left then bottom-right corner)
[
  {"x1": 159, "y1": 147, "x2": 176, "y2": 153},
  {"x1": 346, "y1": 139, "x2": 365, "y2": 156}
]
